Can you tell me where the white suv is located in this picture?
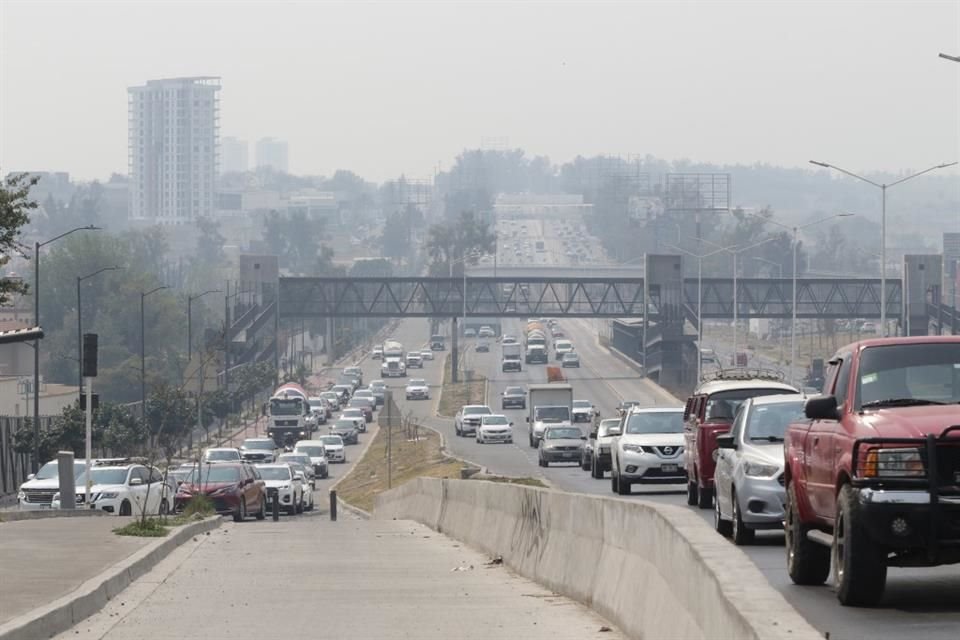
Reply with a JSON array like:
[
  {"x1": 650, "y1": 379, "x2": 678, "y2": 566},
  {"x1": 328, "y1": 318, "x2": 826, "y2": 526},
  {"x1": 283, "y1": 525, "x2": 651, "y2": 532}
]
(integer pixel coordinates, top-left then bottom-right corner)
[
  {"x1": 255, "y1": 464, "x2": 305, "y2": 515},
  {"x1": 610, "y1": 407, "x2": 686, "y2": 495},
  {"x1": 53, "y1": 463, "x2": 176, "y2": 516},
  {"x1": 554, "y1": 339, "x2": 574, "y2": 360},
  {"x1": 18, "y1": 458, "x2": 93, "y2": 510}
]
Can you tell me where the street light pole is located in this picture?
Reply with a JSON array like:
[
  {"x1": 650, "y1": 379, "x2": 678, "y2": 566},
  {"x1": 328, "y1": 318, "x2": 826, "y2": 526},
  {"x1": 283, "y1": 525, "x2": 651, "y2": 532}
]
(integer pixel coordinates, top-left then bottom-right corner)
[
  {"x1": 810, "y1": 160, "x2": 956, "y2": 336},
  {"x1": 188, "y1": 289, "x2": 222, "y2": 363},
  {"x1": 32, "y1": 225, "x2": 99, "y2": 471},
  {"x1": 753, "y1": 257, "x2": 784, "y2": 363},
  {"x1": 141, "y1": 286, "x2": 168, "y2": 431},
  {"x1": 77, "y1": 266, "x2": 119, "y2": 397}
]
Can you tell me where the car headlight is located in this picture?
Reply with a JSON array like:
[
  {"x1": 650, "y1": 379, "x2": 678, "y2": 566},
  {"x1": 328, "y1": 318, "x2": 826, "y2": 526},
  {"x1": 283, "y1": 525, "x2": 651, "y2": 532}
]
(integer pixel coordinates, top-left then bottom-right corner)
[
  {"x1": 17, "y1": 491, "x2": 25, "y2": 500},
  {"x1": 862, "y1": 447, "x2": 925, "y2": 478},
  {"x1": 280, "y1": 484, "x2": 290, "y2": 490},
  {"x1": 99, "y1": 491, "x2": 120, "y2": 499},
  {"x1": 622, "y1": 443, "x2": 644, "y2": 454},
  {"x1": 52, "y1": 492, "x2": 61, "y2": 501},
  {"x1": 743, "y1": 460, "x2": 780, "y2": 478}
]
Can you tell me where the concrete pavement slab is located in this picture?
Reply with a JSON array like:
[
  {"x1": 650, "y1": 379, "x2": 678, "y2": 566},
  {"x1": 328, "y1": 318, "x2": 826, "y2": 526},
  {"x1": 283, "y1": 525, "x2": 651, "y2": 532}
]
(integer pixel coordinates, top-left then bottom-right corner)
[
  {"x1": 0, "y1": 517, "x2": 150, "y2": 626},
  {"x1": 56, "y1": 514, "x2": 624, "y2": 640}
]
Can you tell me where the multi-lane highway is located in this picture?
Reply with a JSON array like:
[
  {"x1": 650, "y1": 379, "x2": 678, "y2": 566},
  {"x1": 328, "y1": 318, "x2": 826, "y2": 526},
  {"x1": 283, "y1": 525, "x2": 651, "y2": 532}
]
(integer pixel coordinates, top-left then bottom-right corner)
[{"x1": 371, "y1": 215, "x2": 960, "y2": 640}]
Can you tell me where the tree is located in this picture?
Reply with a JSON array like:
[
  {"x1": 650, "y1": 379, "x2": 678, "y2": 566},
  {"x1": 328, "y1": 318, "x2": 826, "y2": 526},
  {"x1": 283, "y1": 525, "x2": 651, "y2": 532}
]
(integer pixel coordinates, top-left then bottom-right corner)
[
  {"x1": 262, "y1": 210, "x2": 328, "y2": 274},
  {"x1": 425, "y1": 210, "x2": 496, "y2": 273},
  {"x1": 0, "y1": 173, "x2": 37, "y2": 305}
]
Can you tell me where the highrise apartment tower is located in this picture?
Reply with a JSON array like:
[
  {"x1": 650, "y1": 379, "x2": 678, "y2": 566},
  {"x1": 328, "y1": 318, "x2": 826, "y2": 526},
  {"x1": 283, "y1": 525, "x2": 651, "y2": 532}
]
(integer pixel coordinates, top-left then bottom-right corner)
[{"x1": 128, "y1": 77, "x2": 221, "y2": 225}]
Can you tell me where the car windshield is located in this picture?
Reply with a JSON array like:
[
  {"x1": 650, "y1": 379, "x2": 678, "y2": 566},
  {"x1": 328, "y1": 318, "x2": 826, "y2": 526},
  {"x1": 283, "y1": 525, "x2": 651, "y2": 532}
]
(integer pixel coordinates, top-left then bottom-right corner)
[
  {"x1": 242, "y1": 439, "x2": 274, "y2": 450},
  {"x1": 342, "y1": 409, "x2": 363, "y2": 417},
  {"x1": 257, "y1": 467, "x2": 291, "y2": 480},
  {"x1": 280, "y1": 455, "x2": 310, "y2": 465},
  {"x1": 745, "y1": 401, "x2": 806, "y2": 441},
  {"x1": 309, "y1": 401, "x2": 326, "y2": 410},
  {"x1": 464, "y1": 406, "x2": 491, "y2": 415},
  {"x1": 563, "y1": 353, "x2": 578, "y2": 360},
  {"x1": 409, "y1": 379, "x2": 426, "y2": 386},
  {"x1": 706, "y1": 389, "x2": 792, "y2": 422},
  {"x1": 546, "y1": 427, "x2": 581, "y2": 439},
  {"x1": 573, "y1": 401, "x2": 592, "y2": 408},
  {"x1": 321, "y1": 393, "x2": 338, "y2": 400},
  {"x1": 348, "y1": 399, "x2": 369, "y2": 407},
  {"x1": 189, "y1": 466, "x2": 241, "y2": 483},
  {"x1": 856, "y1": 343, "x2": 960, "y2": 409},
  {"x1": 505, "y1": 387, "x2": 525, "y2": 395},
  {"x1": 625, "y1": 411, "x2": 684, "y2": 434},
  {"x1": 483, "y1": 416, "x2": 509, "y2": 425},
  {"x1": 535, "y1": 406, "x2": 570, "y2": 422},
  {"x1": 76, "y1": 468, "x2": 129, "y2": 485},
  {"x1": 335, "y1": 420, "x2": 358, "y2": 429},
  {"x1": 296, "y1": 446, "x2": 324, "y2": 457},
  {"x1": 320, "y1": 436, "x2": 343, "y2": 446},
  {"x1": 205, "y1": 450, "x2": 239, "y2": 461},
  {"x1": 34, "y1": 460, "x2": 89, "y2": 480},
  {"x1": 270, "y1": 398, "x2": 302, "y2": 416}
]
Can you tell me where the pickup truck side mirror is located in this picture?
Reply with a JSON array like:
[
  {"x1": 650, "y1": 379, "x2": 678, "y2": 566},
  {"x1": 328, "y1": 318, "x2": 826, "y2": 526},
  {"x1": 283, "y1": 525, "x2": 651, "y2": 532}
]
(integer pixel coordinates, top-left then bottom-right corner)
[
  {"x1": 716, "y1": 433, "x2": 736, "y2": 449},
  {"x1": 805, "y1": 395, "x2": 840, "y2": 421}
]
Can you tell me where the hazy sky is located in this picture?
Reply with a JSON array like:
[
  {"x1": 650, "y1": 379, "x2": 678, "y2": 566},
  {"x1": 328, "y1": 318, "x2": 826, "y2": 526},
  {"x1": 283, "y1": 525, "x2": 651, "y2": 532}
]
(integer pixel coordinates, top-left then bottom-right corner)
[{"x1": 2, "y1": 0, "x2": 958, "y2": 182}]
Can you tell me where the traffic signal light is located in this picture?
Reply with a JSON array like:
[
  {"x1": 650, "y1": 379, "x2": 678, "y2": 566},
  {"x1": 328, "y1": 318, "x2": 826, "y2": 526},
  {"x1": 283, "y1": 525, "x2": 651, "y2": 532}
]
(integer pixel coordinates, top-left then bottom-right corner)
[
  {"x1": 79, "y1": 393, "x2": 99, "y2": 412},
  {"x1": 82, "y1": 333, "x2": 98, "y2": 378}
]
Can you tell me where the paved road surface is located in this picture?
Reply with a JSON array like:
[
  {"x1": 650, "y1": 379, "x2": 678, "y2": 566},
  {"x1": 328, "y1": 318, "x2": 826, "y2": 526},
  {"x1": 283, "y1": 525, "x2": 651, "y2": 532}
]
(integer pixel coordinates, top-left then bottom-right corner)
[{"x1": 55, "y1": 515, "x2": 624, "y2": 640}]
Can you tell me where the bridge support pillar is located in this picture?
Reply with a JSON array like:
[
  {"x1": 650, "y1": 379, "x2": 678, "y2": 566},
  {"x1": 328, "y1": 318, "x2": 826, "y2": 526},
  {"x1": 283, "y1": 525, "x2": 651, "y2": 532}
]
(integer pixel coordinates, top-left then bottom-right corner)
[
  {"x1": 451, "y1": 317, "x2": 459, "y2": 383},
  {"x1": 325, "y1": 317, "x2": 335, "y2": 366}
]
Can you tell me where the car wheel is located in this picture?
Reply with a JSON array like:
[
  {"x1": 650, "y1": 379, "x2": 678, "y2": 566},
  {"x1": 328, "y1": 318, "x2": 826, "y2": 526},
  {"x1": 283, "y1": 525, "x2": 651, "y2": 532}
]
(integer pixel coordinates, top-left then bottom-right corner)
[
  {"x1": 255, "y1": 495, "x2": 266, "y2": 520},
  {"x1": 731, "y1": 490, "x2": 755, "y2": 545},
  {"x1": 834, "y1": 485, "x2": 887, "y2": 606},
  {"x1": 119, "y1": 500, "x2": 132, "y2": 516},
  {"x1": 455, "y1": 423, "x2": 461, "y2": 436},
  {"x1": 616, "y1": 473, "x2": 631, "y2": 496},
  {"x1": 233, "y1": 498, "x2": 246, "y2": 522},
  {"x1": 784, "y1": 482, "x2": 829, "y2": 585},
  {"x1": 581, "y1": 455, "x2": 590, "y2": 471},
  {"x1": 159, "y1": 498, "x2": 170, "y2": 516},
  {"x1": 697, "y1": 484, "x2": 713, "y2": 509},
  {"x1": 296, "y1": 495, "x2": 304, "y2": 514},
  {"x1": 529, "y1": 434, "x2": 535, "y2": 448},
  {"x1": 538, "y1": 455, "x2": 547, "y2": 467},
  {"x1": 610, "y1": 468, "x2": 618, "y2": 494},
  {"x1": 322, "y1": 470, "x2": 329, "y2": 479},
  {"x1": 687, "y1": 479, "x2": 698, "y2": 506},
  {"x1": 714, "y1": 490, "x2": 732, "y2": 536}
]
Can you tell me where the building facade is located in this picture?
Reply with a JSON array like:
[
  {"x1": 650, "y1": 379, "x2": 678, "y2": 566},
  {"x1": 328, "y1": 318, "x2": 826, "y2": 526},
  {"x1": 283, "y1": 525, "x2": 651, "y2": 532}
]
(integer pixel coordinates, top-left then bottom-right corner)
[
  {"x1": 128, "y1": 76, "x2": 221, "y2": 225},
  {"x1": 221, "y1": 136, "x2": 248, "y2": 174},
  {"x1": 255, "y1": 137, "x2": 289, "y2": 173}
]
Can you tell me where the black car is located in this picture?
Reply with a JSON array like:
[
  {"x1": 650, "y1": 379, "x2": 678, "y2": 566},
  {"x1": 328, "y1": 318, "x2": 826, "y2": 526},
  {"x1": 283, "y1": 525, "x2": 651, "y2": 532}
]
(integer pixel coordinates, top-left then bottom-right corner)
[{"x1": 501, "y1": 386, "x2": 526, "y2": 409}]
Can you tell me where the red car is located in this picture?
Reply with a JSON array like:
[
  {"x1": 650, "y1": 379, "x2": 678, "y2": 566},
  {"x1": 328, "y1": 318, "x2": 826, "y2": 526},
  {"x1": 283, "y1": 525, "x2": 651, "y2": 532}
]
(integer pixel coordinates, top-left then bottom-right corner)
[
  {"x1": 175, "y1": 462, "x2": 267, "y2": 522},
  {"x1": 683, "y1": 373, "x2": 797, "y2": 509},
  {"x1": 785, "y1": 337, "x2": 960, "y2": 606}
]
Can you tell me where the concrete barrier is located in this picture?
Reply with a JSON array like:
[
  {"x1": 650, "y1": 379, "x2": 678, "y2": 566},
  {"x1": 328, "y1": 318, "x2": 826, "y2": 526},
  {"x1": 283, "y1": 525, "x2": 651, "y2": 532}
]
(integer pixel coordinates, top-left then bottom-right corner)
[
  {"x1": 0, "y1": 515, "x2": 221, "y2": 640},
  {"x1": 375, "y1": 479, "x2": 820, "y2": 640}
]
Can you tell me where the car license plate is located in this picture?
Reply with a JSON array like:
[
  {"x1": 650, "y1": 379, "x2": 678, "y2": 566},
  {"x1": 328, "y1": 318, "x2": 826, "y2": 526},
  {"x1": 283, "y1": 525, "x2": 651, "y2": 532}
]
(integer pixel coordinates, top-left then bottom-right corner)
[
  {"x1": 661, "y1": 464, "x2": 678, "y2": 473},
  {"x1": 562, "y1": 452, "x2": 576, "y2": 458}
]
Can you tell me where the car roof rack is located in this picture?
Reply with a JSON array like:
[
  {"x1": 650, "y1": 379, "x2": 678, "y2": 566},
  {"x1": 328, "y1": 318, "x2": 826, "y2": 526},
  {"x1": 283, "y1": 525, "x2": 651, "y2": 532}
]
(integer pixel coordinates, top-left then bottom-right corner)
[
  {"x1": 701, "y1": 367, "x2": 786, "y2": 383},
  {"x1": 92, "y1": 456, "x2": 149, "y2": 467}
]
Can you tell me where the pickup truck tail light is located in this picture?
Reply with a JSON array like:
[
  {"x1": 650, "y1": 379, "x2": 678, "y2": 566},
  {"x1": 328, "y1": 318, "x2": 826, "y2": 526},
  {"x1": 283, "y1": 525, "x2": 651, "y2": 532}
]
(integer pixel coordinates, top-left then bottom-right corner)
[{"x1": 861, "y1": 447, "x2": 925, "y2": 478}]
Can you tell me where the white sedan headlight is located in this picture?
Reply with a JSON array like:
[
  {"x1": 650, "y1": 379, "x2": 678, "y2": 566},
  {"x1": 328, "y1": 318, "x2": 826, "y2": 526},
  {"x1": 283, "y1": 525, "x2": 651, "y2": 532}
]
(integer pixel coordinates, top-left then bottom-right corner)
[
  {"x1": 743, "y1": 460, "x2": 780, "y2": 478},
  {"x1": 622, "y1": 443, "x2": 644, "y2": 454}
]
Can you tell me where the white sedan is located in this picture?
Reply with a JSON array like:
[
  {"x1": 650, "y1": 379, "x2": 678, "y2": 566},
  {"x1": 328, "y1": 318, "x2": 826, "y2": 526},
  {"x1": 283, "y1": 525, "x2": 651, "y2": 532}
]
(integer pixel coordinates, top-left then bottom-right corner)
[
  {"x1": 405, "y1": 378, "x2": 430, "y2": 400},
  {"x1": 476, "y1": 414, "x2": 514, "y2": 444}
]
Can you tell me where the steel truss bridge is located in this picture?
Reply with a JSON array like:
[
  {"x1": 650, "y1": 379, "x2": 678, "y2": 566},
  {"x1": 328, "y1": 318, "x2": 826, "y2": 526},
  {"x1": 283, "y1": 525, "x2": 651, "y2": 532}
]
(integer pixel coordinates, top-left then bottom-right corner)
[{"x1": 278, "y1": 276, "x2": 905, "y2": 320}]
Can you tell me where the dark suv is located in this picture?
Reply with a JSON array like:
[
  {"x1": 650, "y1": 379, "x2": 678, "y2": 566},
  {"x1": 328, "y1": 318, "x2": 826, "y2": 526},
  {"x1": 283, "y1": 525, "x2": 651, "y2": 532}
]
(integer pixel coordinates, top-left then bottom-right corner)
[{"x1": 175, "y1": 462, "x2": 267, "y2": 522}]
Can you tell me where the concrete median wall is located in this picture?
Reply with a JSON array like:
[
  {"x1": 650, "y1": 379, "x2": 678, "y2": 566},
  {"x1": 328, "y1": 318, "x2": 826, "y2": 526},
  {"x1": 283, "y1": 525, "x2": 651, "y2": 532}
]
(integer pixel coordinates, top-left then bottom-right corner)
[{"x1": 375, "y1": 479, "x2": 820, "y2": 640}]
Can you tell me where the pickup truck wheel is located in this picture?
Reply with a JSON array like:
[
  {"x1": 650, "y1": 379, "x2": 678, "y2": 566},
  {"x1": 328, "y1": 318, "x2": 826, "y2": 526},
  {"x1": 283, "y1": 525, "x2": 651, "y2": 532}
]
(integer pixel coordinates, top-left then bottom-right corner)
[
  {"x1": 687, "y1": 480, "x2": 698, "y2": 506},
  {"x1": 834, "y1": 485, "x2": 887, "y2": 606},
  {"x1": 714, "y1": 491, "x2": 732, "y2": 536},
  {"x1": 731, "y1": 489, "x2": 755, "y2": 545},
  {"x1": 697, "y1": 485, "x2": 713, "y2": 509},
  {"x1": 785, "y1": 482, "x2": 829, "y2": 585}
]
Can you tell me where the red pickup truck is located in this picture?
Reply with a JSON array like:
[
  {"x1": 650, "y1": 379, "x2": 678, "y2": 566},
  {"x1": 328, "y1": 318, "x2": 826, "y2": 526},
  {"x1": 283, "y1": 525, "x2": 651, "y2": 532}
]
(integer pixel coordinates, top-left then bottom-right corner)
[
  {"x1": 684, "y1": 372, "x2": 797, "y2": 508},
  {"x1": 784, "y1": 337, "x2": 960, "y2": 606}
]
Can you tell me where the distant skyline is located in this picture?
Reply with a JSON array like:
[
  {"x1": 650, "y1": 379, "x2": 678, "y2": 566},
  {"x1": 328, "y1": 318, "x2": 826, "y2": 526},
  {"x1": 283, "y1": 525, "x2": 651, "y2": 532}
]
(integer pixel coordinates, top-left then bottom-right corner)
[{"x1": 1, "y1": 1, "x2": 958, "y2": 183}]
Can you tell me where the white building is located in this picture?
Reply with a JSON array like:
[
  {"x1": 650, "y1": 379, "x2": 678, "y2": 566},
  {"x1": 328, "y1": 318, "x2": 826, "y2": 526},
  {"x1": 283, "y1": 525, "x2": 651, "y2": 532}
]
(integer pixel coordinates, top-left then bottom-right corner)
[
  {"x1": 255, "y1": 137, "x2": 289, "y2": 173},
  {"x1": 128, "y1": 76, "x2": 221, "y2": 225},
  {"x1": 220, "y1": 136, "x2": 248, "y2": 174}
]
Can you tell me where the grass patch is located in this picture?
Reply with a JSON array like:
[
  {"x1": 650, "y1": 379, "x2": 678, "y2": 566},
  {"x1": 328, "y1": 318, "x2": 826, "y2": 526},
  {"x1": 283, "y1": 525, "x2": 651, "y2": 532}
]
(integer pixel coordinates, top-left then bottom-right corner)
[
  {"x1": 114, "y1": 518, "x2": 170, "y2": 537},
  {"x1": 181, "y1": 495, "x2": 216, "y2": 518},
  {"x1": 337, "y1": 423, "x2": 464, "y2": 513},
  {"x1": 437, "y1": 354, "x2": 486, "y2": 417}
]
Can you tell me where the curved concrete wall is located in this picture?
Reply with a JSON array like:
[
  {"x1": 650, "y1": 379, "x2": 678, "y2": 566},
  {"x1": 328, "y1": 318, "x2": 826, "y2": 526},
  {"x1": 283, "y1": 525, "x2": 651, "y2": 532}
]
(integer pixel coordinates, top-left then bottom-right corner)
[{"x1": 375, "y1": 479, "x2": 819, "y2": 640}]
